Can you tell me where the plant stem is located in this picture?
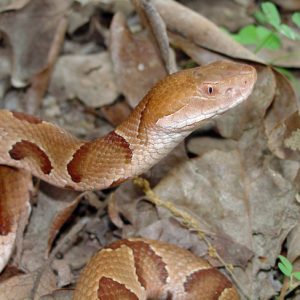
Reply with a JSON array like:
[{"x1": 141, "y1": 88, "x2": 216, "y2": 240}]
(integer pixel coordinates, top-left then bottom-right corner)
[
  {"x1": 133, "y1": 176, "x2": 250, "y2": 300},
  {"x1": 279, "y1": 277, "x2": 290, "y2": 300},
  {"x1": 254, "y1": 31, "x2": 274, "y2": 54}
]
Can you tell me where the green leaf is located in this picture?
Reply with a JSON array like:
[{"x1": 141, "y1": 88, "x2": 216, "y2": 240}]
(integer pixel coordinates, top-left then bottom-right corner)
[
  {"x1": 292, "y1": 12, "x2": 300, "y2": 28},
  {"x1": 254, "y1": 10, "x2": 268, "y2": 24},
  {"x1": 293, "y1": 272, "x2": 300, "y2": 280},
  {"x1": 278, "y1": 263, "x2": 292, "y2": 277},
  {"x1": 278, "y1": 255, "x2": 293, "y2": 277},
  {"x1": 261, "y1": 2, "x2": 281, "y2": 28},
  {"x1": 256, "y1": 26, "x2": 281, "y2": 49},
  {"x1": 278, "y1": 24, "x2": 297, "y2": 40},
  {"x1": 232, "y1": 25, "x2": 258, "y2": 45}
]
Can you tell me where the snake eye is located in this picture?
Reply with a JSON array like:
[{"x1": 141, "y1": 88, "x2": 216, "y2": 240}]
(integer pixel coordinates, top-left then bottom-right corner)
[{"x1": 208, "y1": 86, "x2": 213, "y2": 94}]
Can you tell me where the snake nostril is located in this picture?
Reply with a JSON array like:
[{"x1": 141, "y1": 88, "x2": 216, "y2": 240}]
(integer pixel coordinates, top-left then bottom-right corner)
[{"x1": 226, "y1": 87, "x2": 233, "y2": 95}]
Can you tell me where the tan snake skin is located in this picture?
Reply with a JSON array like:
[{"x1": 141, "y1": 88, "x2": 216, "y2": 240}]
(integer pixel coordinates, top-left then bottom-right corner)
[
  {"x1": 0, "y1": 61, "x2": 257, "y2": 299},
  {"x1": 73, "y1": 239, "x2": 240, "y2": 300}
]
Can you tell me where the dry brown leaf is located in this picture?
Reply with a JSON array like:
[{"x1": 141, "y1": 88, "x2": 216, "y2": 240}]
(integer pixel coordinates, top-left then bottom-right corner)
[
  {"x1": 257, "y1": 38, "x2": 300, "y2": 68},
  {"x1": 20, "y1": 186, "x2": 78, "y2": 271},
  {"x1": 264, "y1": 70, "x2": 299, "y2": 160},
  {"x1": 273, "y1": 0, "x2": 300, "y2": 10},
  {"x1": 108, "y1": 193, "x2": 124, "y2": 229},
  {"x1": 130, "y1": 216, "x2": 253, "y2": 268},
  {"x1": 151, "y1": 125, "x2": 298, "y2": 297},
  {"x1": 96, "y1": 0, "x2": 133, "y2": 15},
  {"x1": 154, "y1": 151, "x2": 253, "y2": 249},
  {"x1": 110, "y1": 12, "x2": 167, "y2": 107},
  {"x1": 47, "y1": 191, "x2": 82, "y2": 255},
  {"x1": 51, "y1": 259, "x2": 72, "y2": 288},
  {"x1": 24, "y1": 17, "x2": 68, "y2": 114},
  {"x1": 0, "y1": 0, "x2": 31, "y2": 13},
  {"x1": 178, "y1": 0, "x2": 254, "y2": 32},
  {"x1": 49, "y1": 52, "x2": 118, "y2": 108},
  {"x1": 287, "y1": 223, "x2": 300, "y2": 265},
  {"x1": 41, "y1": 289, "x2": 73, "y2": 300},
  {"x1": 132, "y1": 0, "x2": 176, "y2": 74},
  {"x1": 101, "y1": 99, "x2": 132, "y2": 126},
  {"x1": 0, "y1": 268, "x2": 56, "y2": 300},
  {"x1": 109, "y1": 143, "x2": 188, "y2": 228},
  {"x1": 67, "y1": 2, "x2": 97, "y2": 35},
  {"x1": 152, "y1": 0, "x2": 260, "y2": 63},
  {"x1": 0, "y1": 0, "x2": 71, "y2": 87},
  {"x1": 0, "y1": 167, "x2": 32, "y2": 272},
  {"x1": 169, "y1": 33, "x2": 229, "y2": 66},
  {"x1": 187, "y1": 137, "x2": 237, "y2": 156}
]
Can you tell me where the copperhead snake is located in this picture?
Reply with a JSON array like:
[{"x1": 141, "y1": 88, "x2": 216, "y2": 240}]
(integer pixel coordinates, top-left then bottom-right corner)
[{"x1": 0, "y1": 61, "x2": 256, "y2": 299}]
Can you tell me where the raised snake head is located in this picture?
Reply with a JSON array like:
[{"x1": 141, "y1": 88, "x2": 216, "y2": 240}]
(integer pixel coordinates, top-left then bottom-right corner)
[{"x1": 139, "y1": 60, "x2": 257, "y2": 133}]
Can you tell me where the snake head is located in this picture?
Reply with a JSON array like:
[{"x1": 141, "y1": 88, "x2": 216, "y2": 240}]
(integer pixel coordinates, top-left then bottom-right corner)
[{"x1": 152, "y1": 60, "x2": 257, "y2": 132}]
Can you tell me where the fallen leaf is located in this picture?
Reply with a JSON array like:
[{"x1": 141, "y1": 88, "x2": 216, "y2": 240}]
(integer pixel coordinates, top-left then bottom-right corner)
[
  {"x1": 41, "y1": 289, "x2": 73, "y2": 300},
  {"x1": 287, "y1": 223, "x2": 300, "y2": 265},
  {"x1": 0, "y1": 0, "x2": 71, "y2": 86},
  {"x1": 0, "y1": 0, "x2": 31, "y2": 13},
  {"x1": 110, "y1": 12, "x2": 167, "y2": 107},
  {"x1": 187, "y1": 137, "x2": 237, "y2": 156},
  {"x1": 0, "y1": 268, "x2": 56, "y2": 300},
  {"x1": 67, "y1": 2, "x2": 96, "y2": 35},
  {"x1": 256, "y1": 38, "x2": 300, "y2": 68},
  {"x1": 273, "y1": 0, "x2": 300, "y2": 11},
  {"x1": 178, "y1": 0, "x2": 254, "y2": 32},
  {"x1": 20, "y1": 186, "x2": 79, "y2": 271},
  {"x1": 151, "y1": 125, "x2": 298, "y2": 297},
  {"x1": 101, "y1": 99, "x2": 132, "y2": 126},
  {"x1": 24, "y1": 17, "x2": 67, "y2": 114},
  {"x1": 47, "y1": 191, "x2": 82, "y2": 255},
  {"x1": 152, "y1": 0, "x2": 260, "y2": 62},
  {"x1": 264, "y1": 70, "x2": 299, "y2": 160},
  {"x1": 51, "y1": 259, "x2": 72, "y2": 288},
  {"x1": 49, "y1": 52, "x2": 118, "y2": 108}
]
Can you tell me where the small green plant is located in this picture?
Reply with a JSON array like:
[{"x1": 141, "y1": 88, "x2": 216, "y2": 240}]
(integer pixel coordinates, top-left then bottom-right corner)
[
  {"x1": 229, "y1": 2, "x2": 300, "y2": 92},
  {"x1": 278, "y1": 255, "x2": 300, "y2": 292},
  {"x1": 231, "y1": 2, "x2": 300, "y2": 53}
]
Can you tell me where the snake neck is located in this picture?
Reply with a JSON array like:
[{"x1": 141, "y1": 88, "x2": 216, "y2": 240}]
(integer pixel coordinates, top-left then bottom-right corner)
[{"x1": 115, "y1": 100, "x2": 189, "y2": 176}]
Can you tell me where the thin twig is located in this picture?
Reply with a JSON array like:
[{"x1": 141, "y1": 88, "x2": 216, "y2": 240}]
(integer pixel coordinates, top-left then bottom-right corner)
[
  {"x1": 279, "y1": 277, "x2": 290, "y2": 300},
  {"x1": 132, "y1": 0, "x2": 177, "y2": 74},
  {"x1": 133, "y1": 176, "x2": 249, "y2": 299}
]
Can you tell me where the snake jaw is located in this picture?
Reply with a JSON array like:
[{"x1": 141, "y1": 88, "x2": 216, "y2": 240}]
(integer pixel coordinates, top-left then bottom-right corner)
[{"x1": 155, "y1": 62, "x2": 256, "y2": 134}]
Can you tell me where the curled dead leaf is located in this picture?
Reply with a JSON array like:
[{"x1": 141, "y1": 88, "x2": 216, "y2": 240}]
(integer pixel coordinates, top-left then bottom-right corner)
[{"x1": 110, "y1": 12, "x2": 167, "y2": 107}]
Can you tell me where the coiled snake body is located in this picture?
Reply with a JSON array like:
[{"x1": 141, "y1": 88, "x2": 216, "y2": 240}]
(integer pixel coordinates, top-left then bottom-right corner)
[{"x1": 0, "y1": 61, "x2": 256, "y2": 299}]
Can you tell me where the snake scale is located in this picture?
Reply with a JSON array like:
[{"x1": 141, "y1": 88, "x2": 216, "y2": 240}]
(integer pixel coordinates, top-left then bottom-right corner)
[{"x1": 0, "y1": 61, "x2": 257, "y2": 299}]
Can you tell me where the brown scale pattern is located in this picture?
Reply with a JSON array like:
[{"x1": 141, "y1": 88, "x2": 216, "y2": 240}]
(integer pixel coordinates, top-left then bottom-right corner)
[
  {"x1": 73, "y1": 239, "x2": 240, "y2": 300},
  {"x1": 0, "y1": 167, "x2": 31, "y2": 235},
  {"x1": 98, "y1": 277, "x2": 138, "y2": 300},
  {"x1": 184, "y1": 268, "x2": 238, "y2": 299},
  {"x1": 107, "y1": 240, "x2": 168, "y2": 299},
  {"x1": 0, "y1": 166, "x2": 31, "y2": 272},
  {"x1": 0, "y1": 61, "x2": 257, "y2": 298},
  {"x1": 9, "y1": 140, "x2": 53, "y2": 175},
  {"x1": 67, "y1": 131, "x2": 132, "y2": 183},
  {"x1": 0, "y1": 61, "x2": 256, "y2": 191}
]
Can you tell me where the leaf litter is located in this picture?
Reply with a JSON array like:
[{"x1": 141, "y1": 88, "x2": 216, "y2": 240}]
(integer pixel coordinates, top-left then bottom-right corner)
[{"x1": 0, "y1": 0, "x2": 299, "y2": 299}]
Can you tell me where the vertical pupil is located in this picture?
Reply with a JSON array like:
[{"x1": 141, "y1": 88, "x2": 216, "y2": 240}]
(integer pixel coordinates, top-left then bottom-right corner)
[{"x1": 208, "y1": 87, "x2": 213, "y2": 94}]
